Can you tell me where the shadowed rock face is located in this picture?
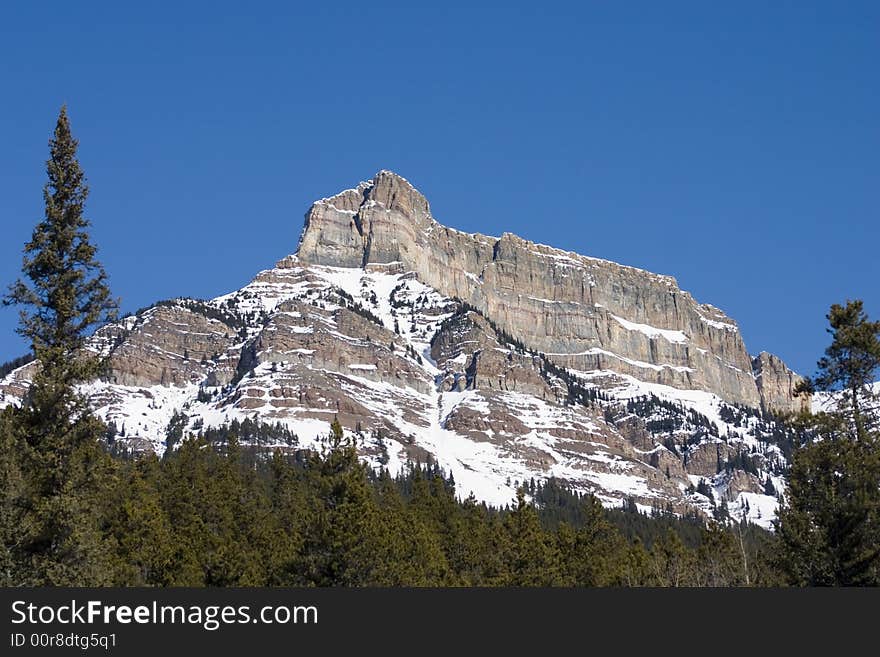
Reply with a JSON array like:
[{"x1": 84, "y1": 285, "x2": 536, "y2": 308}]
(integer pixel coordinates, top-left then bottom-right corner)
[{"x1": 297, "y1": 170, "x2": 799, "y2": 412}]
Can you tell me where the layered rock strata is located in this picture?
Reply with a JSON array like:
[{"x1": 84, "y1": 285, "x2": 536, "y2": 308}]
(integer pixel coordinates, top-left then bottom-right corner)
[{"x1": 297, "y1": 170, "x2": 798, "y2": 412}]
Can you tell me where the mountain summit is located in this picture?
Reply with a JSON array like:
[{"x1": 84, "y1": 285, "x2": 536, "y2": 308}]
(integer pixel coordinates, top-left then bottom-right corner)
[
  {"x1": 1, "y1": 170, "x2": 805, "y2": 526},
  {"x1": 299, "y1": 170, "x2": 801, "y2": 412}
]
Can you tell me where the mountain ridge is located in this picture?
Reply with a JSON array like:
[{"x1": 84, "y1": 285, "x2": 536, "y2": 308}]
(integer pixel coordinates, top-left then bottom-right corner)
[
  {"x1": 297, "y1": 170, "x2": 801, "y2": 413},
  {"x1": 0, "y1": 169, "x2": 806, "y2": 528}
]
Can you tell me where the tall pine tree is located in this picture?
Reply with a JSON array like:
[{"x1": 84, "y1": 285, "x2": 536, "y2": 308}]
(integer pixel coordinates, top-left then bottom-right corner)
[
  {"x1": 1, "y1": 106, "x2": 119, "y2": 585},
  {"x1": 777, "y1": 299, "x2": 880, "y2": 585},
  {"x1": 796, "y1": 300, "x2": 880, "y2": 441}
]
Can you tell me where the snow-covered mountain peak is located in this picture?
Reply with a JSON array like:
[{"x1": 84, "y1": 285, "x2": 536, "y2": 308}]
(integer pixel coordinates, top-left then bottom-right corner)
[{"x1": 0, "y1": 173, "x2": 810, "y2": 530}]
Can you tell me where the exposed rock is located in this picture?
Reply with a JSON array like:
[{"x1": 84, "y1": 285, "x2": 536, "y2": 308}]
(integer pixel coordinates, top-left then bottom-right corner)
[
  {"x1": 723, "y1": 470, "x2": 765, "y2": 501},
  {"x1": 684, "y1": 442, "x2": 740, "y2": 478},
  {"x1": 431, "y1": 311, "x2": 555, "y2": 399},
  {"x1": 648, "y1": 447, "x2": 689, "y2": 481},
  {"x1": 0, "y1": 360, "x2": 38, "y2": 403},
  {"x1": 752, "y1": 351, "x2": 808, "y2": 415},
  {"x1": 101, "y1": 304, "x2": 239, "y2": 388},
  {"x1": 297, "y1": 170, "x2": 799, "y2": 413}
]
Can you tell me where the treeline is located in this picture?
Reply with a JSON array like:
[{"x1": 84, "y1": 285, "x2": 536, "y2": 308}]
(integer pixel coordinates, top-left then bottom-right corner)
[
  {"x1": 0, "y1": 353, "x2": 34, "y2": 379},
  {"x1": 0, "y1": 415, "x2": 783, "y2": 586}
]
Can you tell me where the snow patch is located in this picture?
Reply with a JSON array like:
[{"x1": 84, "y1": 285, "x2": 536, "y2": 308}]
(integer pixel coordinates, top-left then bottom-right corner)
[{"x1": 611, "y1": 314, "x2": 688, "y2": 344}]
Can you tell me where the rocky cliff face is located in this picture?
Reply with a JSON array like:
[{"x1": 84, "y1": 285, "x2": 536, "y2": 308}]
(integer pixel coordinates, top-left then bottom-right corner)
[
  {"x1": 0, "y1": 169, "x2": 802, "y2": 528},
  {"x1": 298, "y1": 170, "x2": 798, "y2": 413},
  {"x1": 752, "y1": 351, "x2": 807, "y2": 414}
]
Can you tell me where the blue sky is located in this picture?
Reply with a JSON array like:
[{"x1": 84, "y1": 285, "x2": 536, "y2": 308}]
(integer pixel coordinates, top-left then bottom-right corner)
[{"x1": 1, "y1": 1, "x2": 877, "y2": 375}]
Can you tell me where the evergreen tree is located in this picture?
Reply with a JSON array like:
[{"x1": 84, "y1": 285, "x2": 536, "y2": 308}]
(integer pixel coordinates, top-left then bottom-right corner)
[
  {"x1": 555, "y1": 495, "x2": 628, "y2": 586},
  {"x1": 777, "y1": 299, "x2": 880, "y2": 585},
  {"x1": 330, "y1": 416, "x2": 344, "y2": 442},
  {"x1": 267, "y1": 449, "x2": 307, "y2": 583},
  {"x1": 155, "y1": 436, "x2": 215, "y2": 585},
  {"x1": 105, "y1": 454, "x2": 175, "y2": 585},
  {"x1": 796, "y1": 300, "x2": 880, "y2": 441},
  {"x1": 0, "y1": 407, "x2": 27, "y2": 584},
  {"x1": 374, "y1": 470, "x2": 448, "y2": 585},
  {"x1": 777, "y1": 437, "x2": 880, "y2": 585},
  {"x1": 502, "y1": 488, "x2": 561, "y2": 586},
  {"x1": 649, "y1": 529, "x2": 695, "y2": 586},
  {"x1": 621, "y1": 539, "x2": 653, "y2": 586},
  {"x1": 297, "y1": 422, "x2": 388, "y2": 585},
  {"x1": 695, "y1": 523, "x2": 744, "y2": 586},
  {"x1": 1, "y1": 106, "x2": 119, "y2": 585},
  {"x1": 4, "y1": 105, "x2": 118, "y2": 405}
]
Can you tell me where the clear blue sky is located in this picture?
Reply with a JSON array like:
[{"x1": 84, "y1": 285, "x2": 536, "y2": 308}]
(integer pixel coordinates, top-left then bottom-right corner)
[{"x1": 1, "y1": 1, "x2": 877, "y2": 376}]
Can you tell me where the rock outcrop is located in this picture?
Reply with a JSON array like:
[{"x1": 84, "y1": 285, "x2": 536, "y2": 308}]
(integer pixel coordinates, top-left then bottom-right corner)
[
  {"x1": 752, "y1": 351, "x2": 807, "y2": 415},
  {"x1": 297, "y1": 170, "x2": 799, "y2": 413},
  {"x1": 101, "y1": 304, "x2": 240, "y2": 388}
]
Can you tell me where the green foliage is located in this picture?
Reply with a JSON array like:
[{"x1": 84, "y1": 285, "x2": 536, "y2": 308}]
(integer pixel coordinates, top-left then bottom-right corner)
[
  {"x1": 502, "y1": 489, "x2": 561, "y2": 585},
  {"x1": 0, "y1": 107, "x2": 121, "y2": 585},
  {"x1": 606, "y1": 499, "x2": 705, "y2": 550},
  {"x1": 777, "y1": 299, "x2": 880, "y2": 585},
  {"x1": 2, "y1": 407, "x2": 788, "y2": 586},
  {"x1": 797, "y1": 300, "x2": 880, "y2": 441},
  {"x1": 777, "y1": 437, "x2": 880, "y2": 585},
  {"x1": 4, "y1": 106, "x2": 118, "y2": 394},
  {"x1": 194, "y1": 417, "x2": 298, "y2": 448},
  {"x1": 164, "y1": 410, "x2": 188, "y2": 452}
]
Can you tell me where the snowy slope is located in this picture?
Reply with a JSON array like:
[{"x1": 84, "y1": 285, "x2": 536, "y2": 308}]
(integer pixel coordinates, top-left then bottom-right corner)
[{"x1": 0, "y1": 257, "x2": 798, "y2": 529}]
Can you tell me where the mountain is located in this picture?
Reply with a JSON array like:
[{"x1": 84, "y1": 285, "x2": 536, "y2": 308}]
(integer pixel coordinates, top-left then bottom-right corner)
[{"x1": 0, "y1": 170, "x2": 806, "y2": 528}]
